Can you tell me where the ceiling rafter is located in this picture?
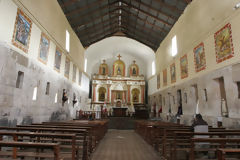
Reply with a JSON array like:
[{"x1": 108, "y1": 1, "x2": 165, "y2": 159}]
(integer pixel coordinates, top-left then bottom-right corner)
[
  {"x1": 59, "y1": 0, "x2": 75, "y2": 8},
  {"x1": 79, "y1": 20, "x2": 119, "y2": 38},
  {"x1": 121, "y1": 18, "x2": 163, "y2": 40},
  {"x1": 129, "y1": 0, "x2": 177, "y2": 21},
  {"x1": 155, "y1": 0, "x2": 183, "y2": 14},
  {"x1": 123, "y1": 30, "x2": 158, "y2": 49},
  {"x1": 65, "y1": 0, "x2": 107, "y2": 16},
  {"x1": 72, "y1": 7, "x2": 120, "y2": 29},
  {"x1": 121, "y1": 7, "x2": 168, "y2": 33},
  {"x1": 121, "y1": 21, "x2": 162, "y2": 43},
  {"x1": 121, "y1": 1, "x2": 172, "y2": 27},
  {"x1": 85, "y1": 29, "x2": 119, "y2": 46},
  {"x1": 121, "y1": 26, "x2": 159, "y2": 48},
  {"x1": 57, "y1": 0, "x2": 189, "y2": 51},
  {"x1": 69, "y1": 1, "x2": 119, "y2": 24}
]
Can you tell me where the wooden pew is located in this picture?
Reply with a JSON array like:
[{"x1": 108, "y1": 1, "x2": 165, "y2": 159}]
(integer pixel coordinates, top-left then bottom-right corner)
[
  {"x1": 172, "y1": 131, "x2": 240, "y2": 160},
  {"x1": 0, "y1": 141, "x2": 61, "y2": 160},
  {"x1": 0, "y1": 131, "x2": 77, "y2": 160},
  {"x1": 217, "y1": 148, "x2": 240, "y2": 160},
  {"x1": 0, "y1": 127, "x2": 88, "y2": 160},
  {"x1": 18, "y1": 124, "x2": 94, "y2": 154},
  {"x1": 189, "y1": 138, "x2": 240, "y2": 160}
]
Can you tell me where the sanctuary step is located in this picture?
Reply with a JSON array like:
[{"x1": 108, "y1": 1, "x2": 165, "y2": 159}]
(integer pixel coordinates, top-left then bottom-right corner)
[{"x1": 108, "y1": 117, "x2": 136, "y2": 130}]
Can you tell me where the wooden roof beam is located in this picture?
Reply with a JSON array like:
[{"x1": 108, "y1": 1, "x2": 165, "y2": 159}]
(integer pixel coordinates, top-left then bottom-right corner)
[
  {"x1": 79, "y1": 20, "x2": 119, "y2": 38},
  {"x1": 69, "y1": 1, "x2": 119, "y2": 23},
  {"x1": 129, "y1": 0, "x2": 177, "y2": 21},
  {"x1": 79, "y1": 23, "x2": 119, "y2": 39},
  {"x1": 72, "y1": 7, "x2": 120, "y2": 29},
  {"x1": 84, "y1": 29, "x2": 119, "y2": 46},
  {"x1": 76, "y1": 16, "x2": 119, "y2": 34},
  {"x1": 66, "y1": 0, "x2": 114, "y2": 16},
  {"x1": 121, "y1": 1, "x2": 172, "y2": 27},
  {"x1": 123, "y1": 31, "x2": 158, "y2": 50},
  {"x1": 121, "y1": 19, "x2": 163, "y2": 40},
  {"x1": 155, "y1": 0, "x2": 183, "y2": 14},
  {"x1": 121, "y1": 7, "x2": 168, "y2": 33},
  {"x1": 121, "y1": 26, "x2": 160, "y2": 48}
]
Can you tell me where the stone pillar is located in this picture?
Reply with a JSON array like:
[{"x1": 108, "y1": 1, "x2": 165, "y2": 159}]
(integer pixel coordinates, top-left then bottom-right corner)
[
  {"x1": 141, "y1": 85, "x2": 145, "y2": 104},
  {"x1": 111, "y1": 91, "x2": 115, "y2": 105},
  {"x1": 127, "y1": 85, "x2": 131, "y2": 103},
  {"x1": 107, "y1": 85, "x2": 111, "y2": 103},
  {"x1": 92, "y1": 84, "x2": 97, "y2": 102}
]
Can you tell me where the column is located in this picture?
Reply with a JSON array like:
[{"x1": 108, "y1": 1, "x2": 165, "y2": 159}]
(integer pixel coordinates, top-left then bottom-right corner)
[
  {"x1": 127, "y1": 85, "x2": 131, "y2": 103},
  {"x1": 107, "y1": 85, "x2": 110, "y2": 103},
  {"x1": 92, "y1": 84, "x2": 97, "y2": 102},
  {"x1": 141, "y1": 85, "x2": 145, "y2": 104}
]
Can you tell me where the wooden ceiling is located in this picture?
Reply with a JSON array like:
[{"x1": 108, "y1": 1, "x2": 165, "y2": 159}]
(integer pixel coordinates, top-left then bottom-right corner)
[{"x1": 57, "y1": 0, "x2": 191, "y2": 51}]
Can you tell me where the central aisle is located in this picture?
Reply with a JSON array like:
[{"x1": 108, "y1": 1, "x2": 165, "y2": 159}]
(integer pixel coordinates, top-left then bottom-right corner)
[{"x1": 91, "y1": 130, "x2": 161, "y2": 160}]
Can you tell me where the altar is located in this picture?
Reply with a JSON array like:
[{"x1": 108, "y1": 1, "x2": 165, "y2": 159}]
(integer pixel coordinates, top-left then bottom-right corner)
[
  {"x1": 112, "y1": 107, "x2": 128, "y2": 117},
  {"x1": 91, "y1": 54, "x2": 145, "y2": 107}
]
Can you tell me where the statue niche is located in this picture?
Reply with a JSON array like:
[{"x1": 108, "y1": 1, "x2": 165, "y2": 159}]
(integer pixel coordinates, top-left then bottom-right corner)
[
  {"x1": 129, "y1": 60, "x2": 139, "y2": 76},
  {"x1": 98, "y1": 87, "x2": 106, "y2": 102},
  {"x1": 99, "y1": 60, "x2": 108, "y2": 76},
  {"x1": 113, "y1": 54, "x2": 125, "y2": 76},
  {"x1": 131, "y1": 88, "x2": 140, "y2": 103}
]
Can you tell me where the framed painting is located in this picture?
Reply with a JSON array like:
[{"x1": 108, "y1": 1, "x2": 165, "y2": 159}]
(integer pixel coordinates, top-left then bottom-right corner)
[
  {"x1": 157, "y1": 73, "x2": 160, "y2": 89},
  {"x1": 12, "y1": 9, "x2": 32, "y2": 53},
  {"x1": 180, "y1": 55, "x2": 188, "y2": 79},
  {"x1": 214, "y1": 23, "x2": 234, "y2": 63},
  {"x1": 170, "y1": 63, "x2": 176, "y2": 83},
  {"x1": 38, "y1": 33, "x2": 50, "y2": 64},
  {"x1": 65, "y1": 57, "x2": 70, "y2": 78},
  {"x1": 72, "y1": 64, "x2": 76, "y2": 82},
  {"x1": 163, "y1": 69, "x2": 167, "y2": 86},
  {"x1": 54, "y1": 48, "x2": 62, "y2": 71},
  {"x1": 193, "y1": 42, "x2": 206, "y2": 72},
  {"x1": 79, "y1": 70, "x2": 82, "y2": 86}
]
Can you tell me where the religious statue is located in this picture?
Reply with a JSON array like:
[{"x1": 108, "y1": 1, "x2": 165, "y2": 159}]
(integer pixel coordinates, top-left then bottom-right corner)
[
  {"x1": 133, "y1": 67, "x2": 136, "y2": 75},
  {"x1": 102, "y1": 67, "x2": 106, "y2": 75},
  {"x1": 62, "y1": 89, "x2": 68, "y2": 106},
  {"x1": 117, "y1": 66, "x2": 121, "y2": 75}
]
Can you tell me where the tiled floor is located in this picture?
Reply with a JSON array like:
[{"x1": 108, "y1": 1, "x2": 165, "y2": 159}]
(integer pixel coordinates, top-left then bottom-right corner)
[{"x1": 91, "y1": 129, "x2": 161, "y2": 160}]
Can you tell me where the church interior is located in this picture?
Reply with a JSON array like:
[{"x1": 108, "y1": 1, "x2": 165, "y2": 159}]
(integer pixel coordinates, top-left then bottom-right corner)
[{"x1": 0, "y1": 0, "x2": 240, "y2": 159}]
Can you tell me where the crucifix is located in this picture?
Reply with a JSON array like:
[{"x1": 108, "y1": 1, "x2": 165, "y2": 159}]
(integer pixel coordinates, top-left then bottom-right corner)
[{"x1": 117, "y1": 54, "x2": 122, "y2": 60}]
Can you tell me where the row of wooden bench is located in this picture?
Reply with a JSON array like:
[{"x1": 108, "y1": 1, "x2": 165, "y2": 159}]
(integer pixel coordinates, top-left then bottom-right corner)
[
  {"x1": 135, "y1": 120, "x2": 240, "y2": 160},
  {"x1": 0, "y1": 119, "x2": 108, "y2": 160}
]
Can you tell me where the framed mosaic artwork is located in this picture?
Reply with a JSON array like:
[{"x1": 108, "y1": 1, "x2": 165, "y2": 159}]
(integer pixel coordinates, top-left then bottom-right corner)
[
  {"x1": 163, "y1": 68, "x2": 167, "y2": 86},
  {"x1": 157, "y1": 73, "x2": 160, "y2": 89},
  {"x1": 193, "y1": 42, "x2": 206, "y2": 72},
  {"x1": 38, "y1": 33, "x2": 50, "y2": 64},
  {"x1": 65, "y1": 57, "x2": 70, "y2": 78},
  {"x1": 214, "y1": 23, "x2": 234, "y2": 63},
  {"x1": 12, "y1": 9, "x2": 32, "y2": 53},
  {"x1": 170, "y1": 63, "x2": 176, "y2": 83},
  {"x1": 54, "y1": 48, "x2": 62, "y2": 71},
  {"x1": 72, "y1": 64, "x2": 76, "y2": 82},
  {"x1": 180, "y1": 55, "x2": 188, "y2": 79}
]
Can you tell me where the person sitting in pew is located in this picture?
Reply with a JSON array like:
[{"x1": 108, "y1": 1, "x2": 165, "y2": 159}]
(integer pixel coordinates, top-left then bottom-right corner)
[
  {"x1": 192, "y1": 114, "x2": 208, "y2": 130},
  {"x1": 192, "y1": 114, "x2": 210, "y2": 158}
]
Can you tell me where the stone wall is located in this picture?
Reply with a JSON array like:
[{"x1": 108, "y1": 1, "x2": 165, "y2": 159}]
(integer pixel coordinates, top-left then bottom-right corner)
[
  {"x1": 149, "y1": 64, "x2": 240, "y2": 129},
  {"x1": 0, "y1": 43, "x2": 89, "y2": 126}
]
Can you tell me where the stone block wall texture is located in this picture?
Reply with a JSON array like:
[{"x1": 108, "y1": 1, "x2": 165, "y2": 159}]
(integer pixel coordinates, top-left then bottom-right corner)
[
  {"x1": 0, "y1": 43, "x2": 89, "y2": 126},
  {"x1": 149, "y1": 64, "x2": 240, "y2": 128}
]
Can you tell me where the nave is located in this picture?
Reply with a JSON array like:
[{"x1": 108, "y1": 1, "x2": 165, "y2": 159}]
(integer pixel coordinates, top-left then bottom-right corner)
[{"x1": 91, "y1": 130, "x2": 160, "y2": 160}]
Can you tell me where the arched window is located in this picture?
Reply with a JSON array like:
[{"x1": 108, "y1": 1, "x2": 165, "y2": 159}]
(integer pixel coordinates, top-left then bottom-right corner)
[{"x1": 98, "y1": 87, "x2": 106, "y2": 102}]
